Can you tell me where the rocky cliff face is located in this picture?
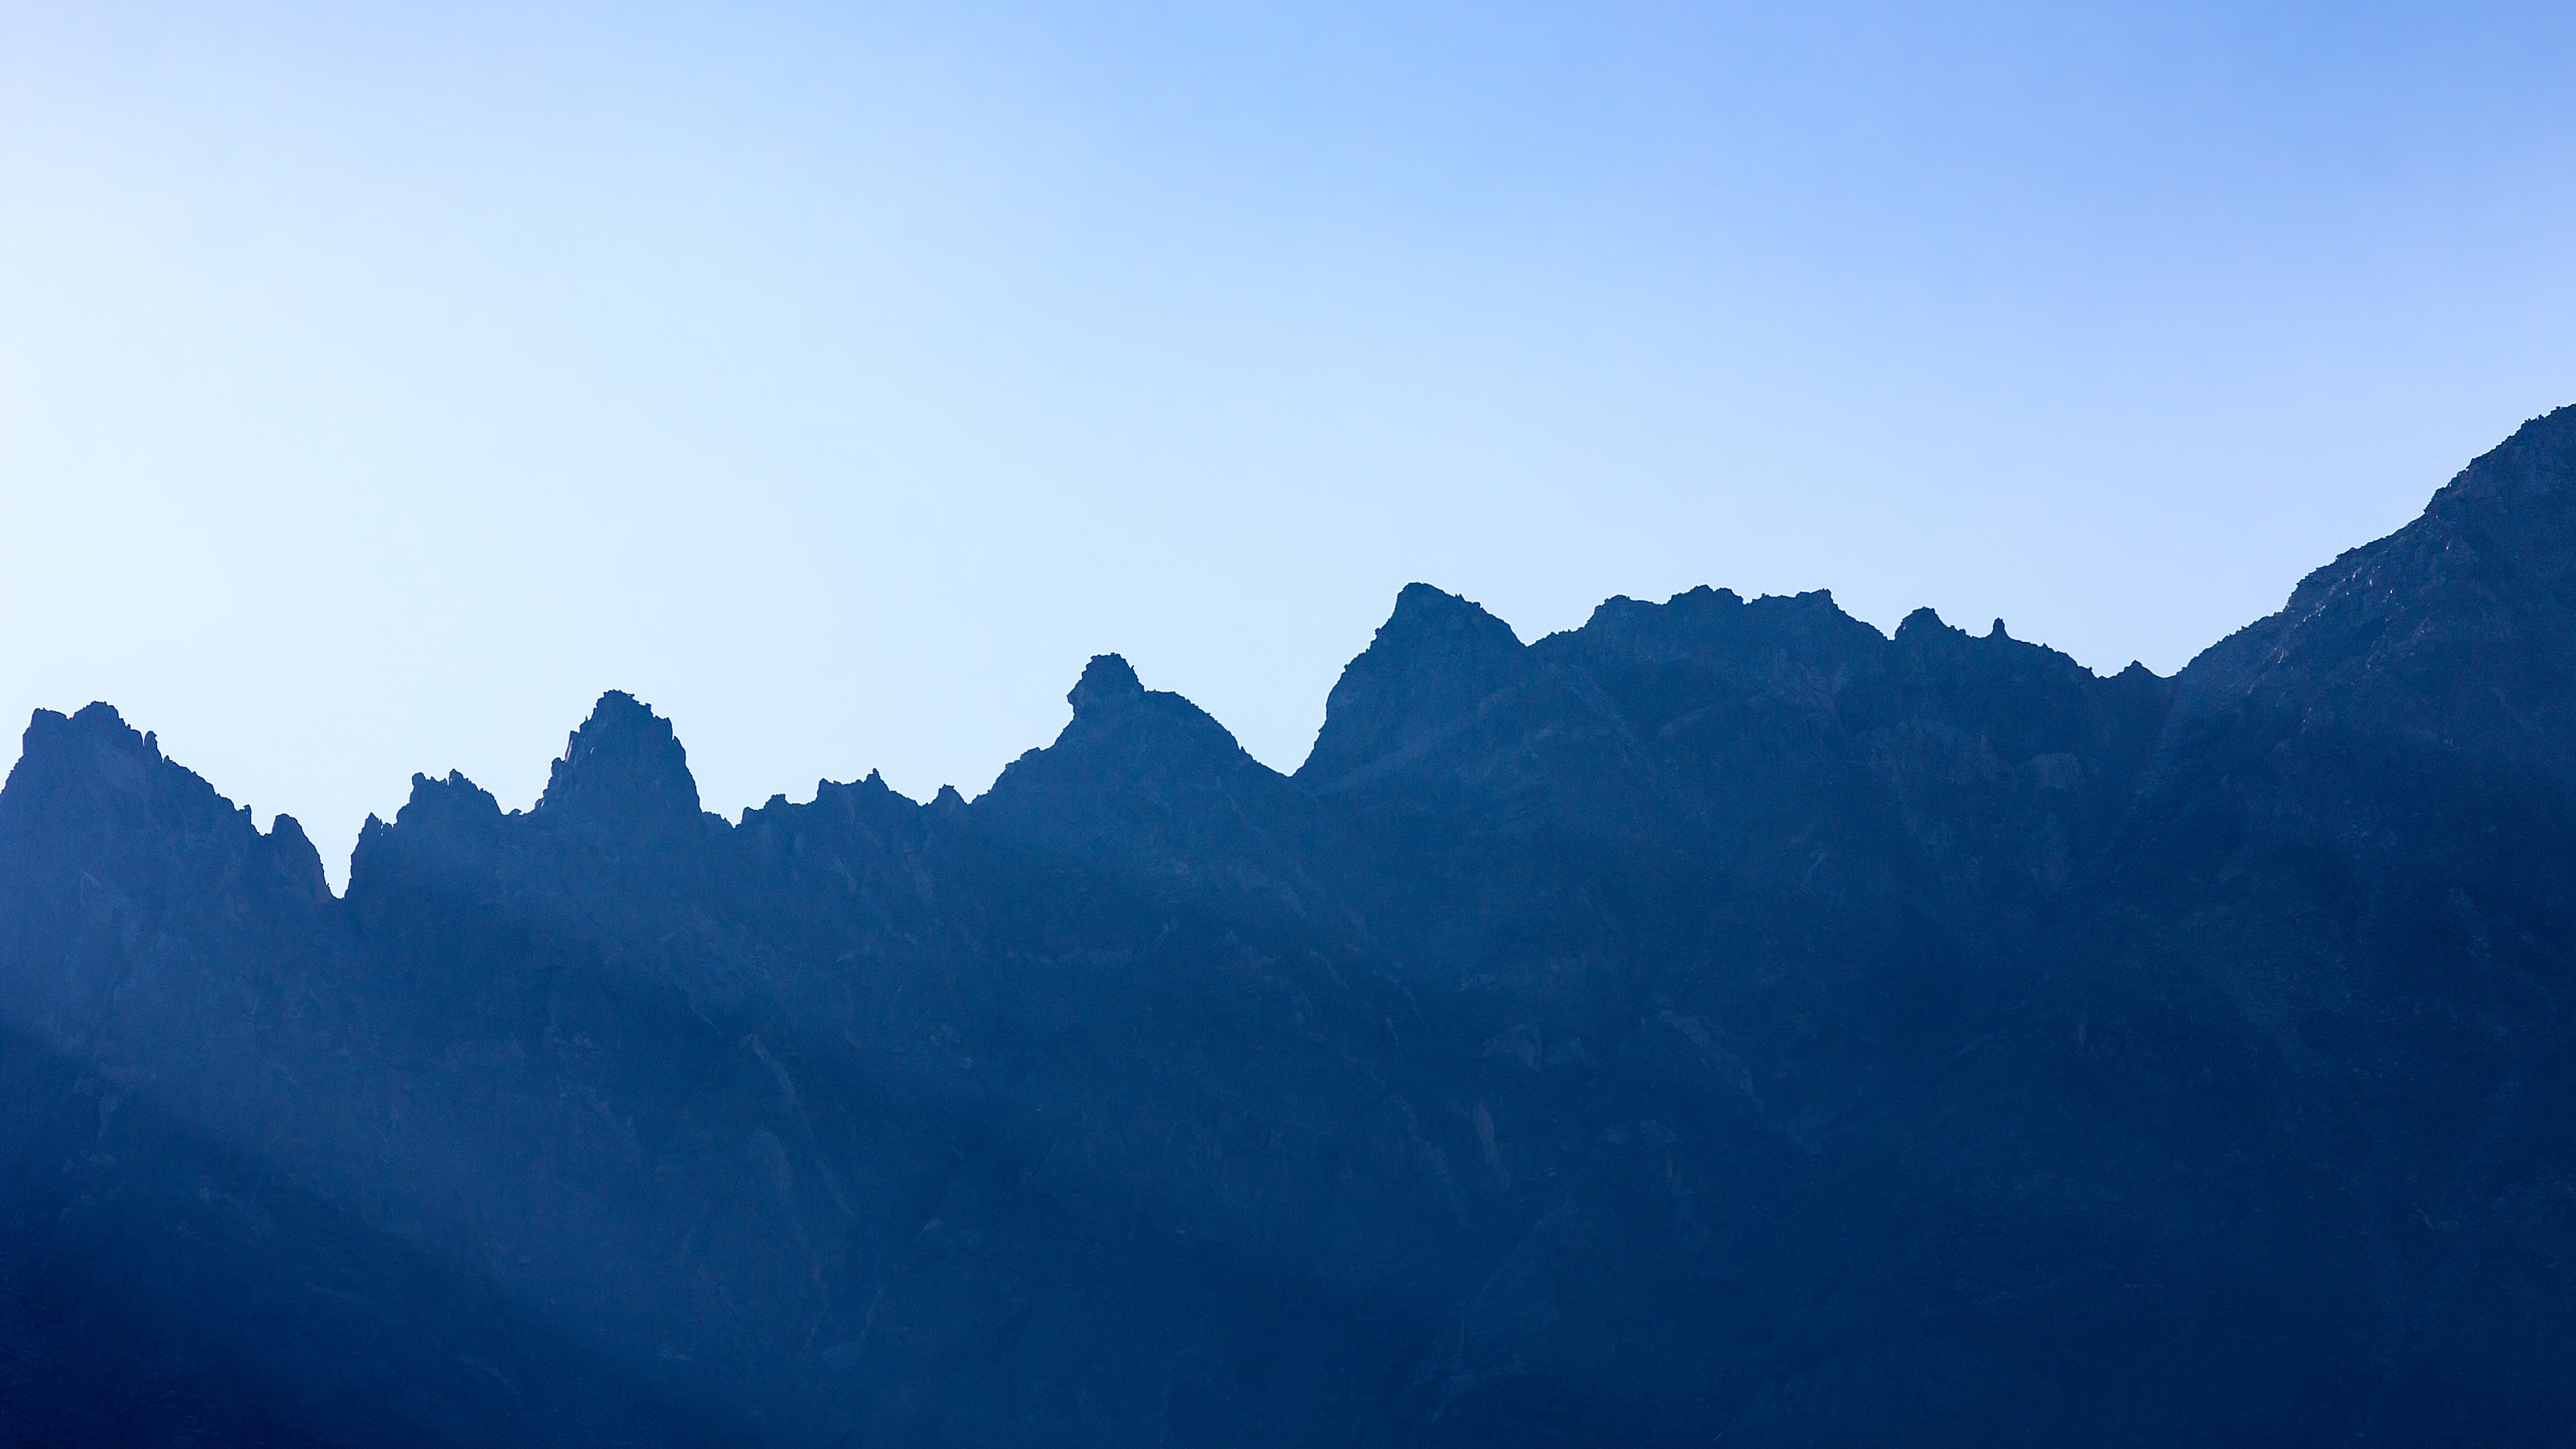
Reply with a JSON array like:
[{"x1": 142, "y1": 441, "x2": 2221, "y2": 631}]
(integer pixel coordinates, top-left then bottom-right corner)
[{"x1": 5, "y1": 407, "x2": 2574, "y2": 1447}]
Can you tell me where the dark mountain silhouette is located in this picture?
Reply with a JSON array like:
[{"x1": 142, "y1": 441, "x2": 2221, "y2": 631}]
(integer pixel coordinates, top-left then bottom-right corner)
[{"x1": 5, "y1": 406, "x2": 2574, "y2": 1446}]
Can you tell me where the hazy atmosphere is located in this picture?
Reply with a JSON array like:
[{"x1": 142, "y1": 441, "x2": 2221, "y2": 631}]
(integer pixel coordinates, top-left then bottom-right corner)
[
  {"x1": 7, "y1": 0, "x2": 2574, "y2": 883},
  {"x1": 12, "y1": 7, "x2": 2576, "y2": 1445}
]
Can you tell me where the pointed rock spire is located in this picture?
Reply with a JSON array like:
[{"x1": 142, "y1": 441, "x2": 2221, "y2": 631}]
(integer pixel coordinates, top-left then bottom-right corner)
[
  {"x1": 537, "y1": 691, "x2": 702, "y2": 831},
  {"x1": 1299, "y1": 584, "x2": 1527, "y2": 786},
  {"x1": 1067, "y1": 653, "x2": 1145, "y2": 717},
  {"x1": 261, "y1": 812, "x2": 331, "y2": 902}
]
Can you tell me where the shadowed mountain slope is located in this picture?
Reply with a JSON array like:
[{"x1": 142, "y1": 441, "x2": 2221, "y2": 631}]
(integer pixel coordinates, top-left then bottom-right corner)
[{"x1": 5, "y1": 406, "x2": 2575, "y2": 1446}]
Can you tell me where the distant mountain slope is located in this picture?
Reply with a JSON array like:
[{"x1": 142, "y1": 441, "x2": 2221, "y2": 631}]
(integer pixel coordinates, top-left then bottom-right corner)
[{"x1": 4, "y1": 406, "x2": 2572, "y2": 1448}]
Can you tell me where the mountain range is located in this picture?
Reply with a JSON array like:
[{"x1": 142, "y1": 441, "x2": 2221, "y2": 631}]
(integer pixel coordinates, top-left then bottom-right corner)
[{"x1": 5, "y1": 405, "x2": 2573, "y2": 1446}]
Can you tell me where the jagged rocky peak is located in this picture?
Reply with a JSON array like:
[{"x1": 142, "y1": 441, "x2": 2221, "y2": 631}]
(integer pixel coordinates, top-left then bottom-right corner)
[
  {"x1": 67, "y1": 700, "x2": 142, "y2": 739},
  {"x1": 1299, "y1": 583, "x2": 1527, "y2": 784},
  {"x1": 5, "y1": 703, "x2": 187, "y2": 829},
  {"x1": 19, "y1": 701, "x2": 153, "y2": 771},
  {"x1": 1891, "y1": 604, "x2": 2034, "y2": 659},
  {"x1": 2422, "y1": 400, "x2": 2576, "y2": 543},
  {"x1": 2172, "y1": 403, "x2": 2576, "y2": 745},
  {"x1": 1381, "y1": 580, "x2": 1523, "y2": 656},
  {"x1": 1574, "y1": 583, "x2": 1748, "y2": 640},
  {"x1": 1067, "y1": 653, "x2": 1146, "y2": 717},
  {"x1": 7, "y1": 704, "x2": 136, "y2": 807},
  {"x1": 400, "y1": 769, "x2": 506, "y2": 830},
  {"x1": 1564, "y1": 586, "x2": 1884, "y2": 679},
  {"x1": 344, "y1": 769, "x2": 516, "y2": 900},
  {"x1": 3, "y1": 702, "x2": 330, "y2": 904},
  {"x1": 1877, "y1": 604, "x2": 2172, "y2": 772},
  {"x1": 536, "y1": 690, "x2": 703, "y2": 828},
  {"x1": 259, "y1": 812, "x2": 332, "y2": 902},
  {"x1": 2291, "y1": 402, "x2": 2573, "y2": 616},
  {"x1": 1887, "y1": 604, "x2": 2096, "y2": 674},
  {"x1": 1024, "y1": 649, "x2": 1258, "y2": 771},
  {"x1": 2298, "y1": 402, "x2": 2576, "y2": 600}
]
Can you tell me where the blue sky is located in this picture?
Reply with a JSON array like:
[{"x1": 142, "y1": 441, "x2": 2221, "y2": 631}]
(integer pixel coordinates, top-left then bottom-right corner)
[{"x1": 5, "y1": 1, "x2": 2574, "y2": 884}]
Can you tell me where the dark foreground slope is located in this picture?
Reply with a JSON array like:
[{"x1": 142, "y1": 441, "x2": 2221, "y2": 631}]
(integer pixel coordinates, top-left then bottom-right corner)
[{"x1": 3, "y1": 407, "x2": 2573, "y2": 1446}]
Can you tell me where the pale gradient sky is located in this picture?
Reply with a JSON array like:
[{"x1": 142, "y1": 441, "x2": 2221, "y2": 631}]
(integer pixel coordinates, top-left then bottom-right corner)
[{"x1": 5, "y1": 1, "x2": 2575, "y2": 885}]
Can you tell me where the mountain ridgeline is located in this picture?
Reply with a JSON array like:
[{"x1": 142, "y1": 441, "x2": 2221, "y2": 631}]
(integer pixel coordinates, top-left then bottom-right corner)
[{"x1": 5, "y1": 407, "x2": 2575, "y2": 1446}]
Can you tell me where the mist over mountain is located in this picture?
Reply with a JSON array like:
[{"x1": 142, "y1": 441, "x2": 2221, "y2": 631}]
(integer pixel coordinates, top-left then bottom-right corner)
[{"x1": 4, "y1": 407, "x2": 2573, "y2": 1446}]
